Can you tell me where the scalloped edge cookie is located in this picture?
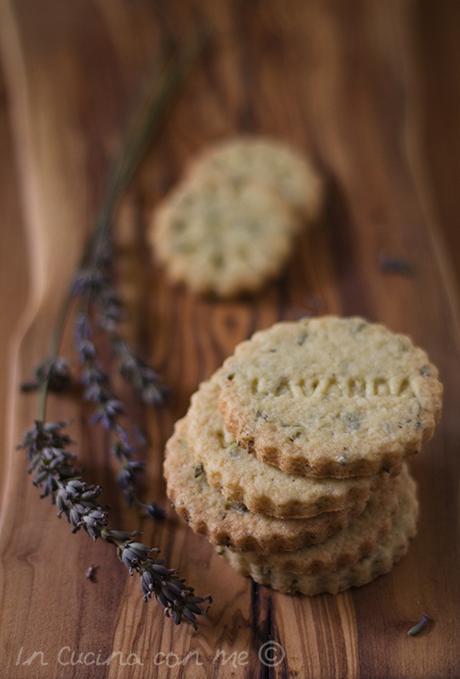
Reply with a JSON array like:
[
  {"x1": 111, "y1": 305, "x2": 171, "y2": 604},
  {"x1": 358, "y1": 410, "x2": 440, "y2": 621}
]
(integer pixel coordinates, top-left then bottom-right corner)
[
  {"x1": 188, "y1": 136, "x2": 323, "y2": 220},
  {"x1": 187, "y1": 374, "x2": 382, "y2": 518},
  {"x1": 216, "y1": 465, "x2": 413, "y2": 575},
  {"x1": 163, "y1": 418, "x2": 371, "y2": 554},
  {"x1": 217, "y1": 475, "x2": 418, "y2": 595},
  {"x1": 218, "y1": 316, "x2": 443, "y2": 478},
  {"x1": 151, "y1": 176, "x2": 299, "y2": 298}
]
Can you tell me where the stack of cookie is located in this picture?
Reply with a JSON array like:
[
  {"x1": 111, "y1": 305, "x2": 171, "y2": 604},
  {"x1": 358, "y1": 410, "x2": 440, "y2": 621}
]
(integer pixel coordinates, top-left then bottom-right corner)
[
  {"x1": 164, "y1": 317, "x2": 442, "y2": 595},
  {"x1": 150, "y1": 137, "x2": 323, "y2": 297}
]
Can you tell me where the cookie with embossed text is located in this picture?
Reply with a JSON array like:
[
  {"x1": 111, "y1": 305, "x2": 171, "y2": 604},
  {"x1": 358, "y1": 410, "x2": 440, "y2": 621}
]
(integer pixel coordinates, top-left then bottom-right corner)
[
  {"x1": 218, "y1": 316, "x2": 443, "y2": 478},
  {"x1": 186, "y1": 374, "x2": 382, "y2": 519}
]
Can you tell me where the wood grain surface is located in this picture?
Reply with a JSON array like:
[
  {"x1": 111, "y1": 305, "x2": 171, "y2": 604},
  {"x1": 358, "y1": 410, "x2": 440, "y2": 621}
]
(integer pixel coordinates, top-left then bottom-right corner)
[{"x1": 0, "y1": 2, "x2": 459, "y2": 678}]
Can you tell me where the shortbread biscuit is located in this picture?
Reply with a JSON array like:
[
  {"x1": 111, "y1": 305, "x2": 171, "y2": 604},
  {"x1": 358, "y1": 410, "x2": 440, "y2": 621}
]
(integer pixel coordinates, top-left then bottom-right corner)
[
  {"x1": 219, "y1": 316, "x2": 442, "y2": 478},
  {"x1": 151, "y1": 177, "x2": 299, "y2": 297},
  {"x1": 187, "y1": 375, "x2": 380, "y2": 518},
  {"x1": 217, "y1": 465, "x2": 412, "y2": 575},
  {"x1": 218, "y1": 475, "x2": 418, "y2": 594},
  {"x1": 190, "y1": 136, "x2": 323, "y2": 219},
  {"x1": 164, "y1": 419, "x2": 370, "y2": 553}
]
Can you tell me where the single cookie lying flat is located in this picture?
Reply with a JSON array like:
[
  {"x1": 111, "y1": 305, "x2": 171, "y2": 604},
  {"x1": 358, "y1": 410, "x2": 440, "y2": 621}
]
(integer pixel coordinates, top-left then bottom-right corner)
[
  {"x1": 217, "y1": 472, "x2": 418, "y2": 595},
  {"x1": 164, "y1": 419, "x2": 370, "y2": 554},
  {"x1": 187, "y1": 375, "x2": 380, "y2": 518},
  {"x1": 151, "y1": 177, "x2": 298, "y2": 297},
  {"x1": 189, "y1": 136, "x2": 323, "y2": 219},
  {"x1": 219, "y1": 316, "x2": 442, "y2": 478},
  {"x1": 217, "y1": 465, "x2": 412, "y2": 575}
]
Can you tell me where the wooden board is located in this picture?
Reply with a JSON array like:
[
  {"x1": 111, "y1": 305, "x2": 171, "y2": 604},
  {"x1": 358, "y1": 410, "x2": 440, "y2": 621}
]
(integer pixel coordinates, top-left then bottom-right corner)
[{"x1": 0, "y1": 1, "x2": 459, "y2": 677}]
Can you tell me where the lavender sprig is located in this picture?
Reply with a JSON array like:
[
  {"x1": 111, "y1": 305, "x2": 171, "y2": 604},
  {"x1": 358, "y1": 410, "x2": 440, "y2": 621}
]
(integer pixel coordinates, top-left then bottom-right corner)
[
  {"x1": 75, "y1": 311, "x2": 153, "y2": 510},
  {"x1": 113, "y1": 337, "x2": 168, "y2": 407},
  {"x1": 18, "y1": 31, "x2": 211, "y2": 626},
  {"x1": 71, "y1": 234, "x2": 167, "y2": 513},
  {"x1": 74, "y1": 238, "x2": 167, "y2": 406},
  {"x1": 21, "y1": 357, "x2": 71, "y2": 394},
  {"x1": 19, "y1": 420, "x2": 211, "y2": 628},
  {"x1": 19, "y1": 420, "x2": 108, "y2": 537},
  {"x1": 107, "y1": 535, "x2": 211, "y2": 627}
]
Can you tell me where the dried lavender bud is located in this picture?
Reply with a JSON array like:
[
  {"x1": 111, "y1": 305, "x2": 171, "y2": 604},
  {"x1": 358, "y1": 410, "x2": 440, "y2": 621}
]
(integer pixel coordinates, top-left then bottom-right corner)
[
  {"x1": 73, "y1": 236, "x2": 167, "y2": 408},
  {"x1": 92, "y1": 399, "x2": 124, "y2": 430},
  {"x1": 19, "y1": 420, "x2": 210, "y2": 626},
  {"x1": 117, "y1": 461, "x2": 145, "y2": 505},
  {"x1": 112, "y1": 338, "x2": 168, "y2": 406},
  {"x1": 18, "y1": 34, "x2": 213, "y2": 626},
  {"x1": 113, "y1": 440, "x2": 134, "y2": 461},
  {"x1": 98, "y1": 285, "x2": 123, "y2": 332},
  {"x1": 112, "y1": 537, "x2": 212, "y2": 629},
  {"x1": 72, "y1": 239, "x2": 167, "y2": 512},
  {"x1": 407, "y1": 613, "x2": 430, "y2": 636},
  {"x1": 72, "y1": 266, "x2": 109, "y2": 298},
  {"x1": 74, "y1": 238, "x2": 120, "y2": 330},
  {"x1": 75, "y1": 311, "x2": 155, "y2": 512},
  {"x1": 85, "y1": 564, "x2": 98, "y2": 582},
  {"x1": 21, "y1": 357, "x2": 71, "y2": 393},
  {"x1": 379, "y1": 254, "x2": 414, "y2": 277},
  {"x1": 142, "y1": 502, "x2": 166, "y2": 521},
  {"x1": 19, "y1": 421, "x2": 108, "y2": 539}
]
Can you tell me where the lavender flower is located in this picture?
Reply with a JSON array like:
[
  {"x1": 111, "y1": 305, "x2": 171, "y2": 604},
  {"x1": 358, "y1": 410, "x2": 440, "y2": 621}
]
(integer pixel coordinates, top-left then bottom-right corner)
[
  {"x1": 23, "y1": 240, "x2": 167, "y2": 517},
  {"x1": 19, "y1": 421, "x2": 108, "y2": 537},
  {"x1": 112, "y1": 338, "x2": 168, "y2": 406},
  {"x1": 18, "y1": 34, "x2": 211, "y2": 625},
  {"x1": 141, "y1": 502, "x2": 166, "y2": 520},
  {"x1": 74, "y1": 237, "x2": 167, "y2": 406},
  {"x1": 116, "y1": 461, "x2": 145, "y2": 506},
  {"x1": 21, "y1": 357, "x2": 71, "y2": 393},
  {"x1": 19, "y1": 420, "x2": 210, "y2": 627},
  {"x1": 74, "y1": 312, "x2": 154, "y2": 509},
  {"x1": 102, "y1": 532, "x2": 211, "y2": 628}
]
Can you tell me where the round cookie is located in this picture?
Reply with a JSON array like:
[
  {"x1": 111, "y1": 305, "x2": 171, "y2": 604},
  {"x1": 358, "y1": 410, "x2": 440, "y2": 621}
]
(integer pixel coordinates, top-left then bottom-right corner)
[
  {"x1": 217, "y1": 465, "x2": 413, "y2": 576},
  {"x1": 163, "y1": 419, "x2": 370, "y2": 554},
  {"x1": 189, "y1": 136, "x2": 323, "y2": 219},
  {"x1": 151, "y1": 176, "x2": 299, "y2": 297},
  {"x1": 187, "y1": 375, "x2": 381, "y2": 519},
  {"x1": 217, "y1": 474, "x2": 418, "y2": 595},
  {"x1": 219, "y1": 316, "x2": 443, "y2": 478}
]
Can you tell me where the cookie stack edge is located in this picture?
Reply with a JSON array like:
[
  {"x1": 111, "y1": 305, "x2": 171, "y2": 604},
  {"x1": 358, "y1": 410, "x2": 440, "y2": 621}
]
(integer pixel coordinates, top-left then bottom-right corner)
[{"x1": 163, "y1": 316, "x2": 442, "y2": 596}]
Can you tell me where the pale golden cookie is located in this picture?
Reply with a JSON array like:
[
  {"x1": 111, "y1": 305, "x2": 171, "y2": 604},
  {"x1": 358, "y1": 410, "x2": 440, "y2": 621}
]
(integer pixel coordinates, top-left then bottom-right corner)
[
  {"x1": 190, "y1": 136, "x2": 323, "y2": 219},
  {"x1": 219, "y1": 316, "x2": 442, "y2": 478},
  {"x1": 218, "y1": 473, "x2": 418, "y2": 595},
  {"x1": 217, "y1": 465, "x2": 412, "y2": 575},
  {"x1": 187, "y1": 374, "x2": 380, "y2": 518},
  {"x1": 163, "y1": 419, "x2": 370, "y2": 554},
  {"x1": 151, "y1": 176, "x2": 298, "y2": 297}
]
